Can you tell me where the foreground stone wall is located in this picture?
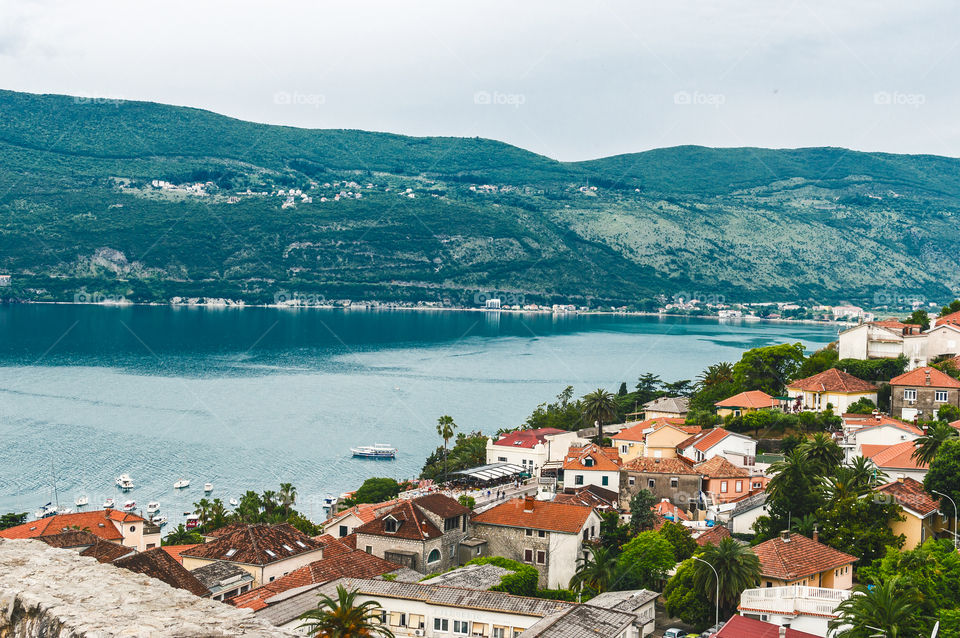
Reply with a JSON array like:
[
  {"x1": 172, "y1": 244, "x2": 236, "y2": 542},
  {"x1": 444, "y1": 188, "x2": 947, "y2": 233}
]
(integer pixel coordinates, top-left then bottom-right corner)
[{"x1": 0, "y1": 538, "x2": 294, "y2": 637}]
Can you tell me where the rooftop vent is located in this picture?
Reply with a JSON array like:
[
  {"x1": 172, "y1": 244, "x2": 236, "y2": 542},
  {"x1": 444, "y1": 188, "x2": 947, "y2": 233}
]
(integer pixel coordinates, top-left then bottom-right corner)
[
  {"x1": 265, "y1": 549, "x2": 276, "y2": 558},
  {"x1": 282, "y1": 544, "x2": 294, "y2": 553},
  {"x1": 779, "y1": 530, "x2": 791, "y2": 542},
  {"x1": 225, "y1": 549, "x2": 237, "y2": 557}
]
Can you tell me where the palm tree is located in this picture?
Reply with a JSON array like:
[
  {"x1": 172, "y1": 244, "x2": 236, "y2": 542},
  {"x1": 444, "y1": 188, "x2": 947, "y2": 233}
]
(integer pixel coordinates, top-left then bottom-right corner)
[
  {"x1": 262, "y1": 490, "x2": 279, "y2": 517},
  {"x1": 163, "y1": 524, "x2": 201, "y2": 546},
  {"x1": 912, "y1": 421, "x2": 959, "y2": 466},
  {"x1": 208, "y1": 498, "x2": 228, "y2": 530},
  {"x1": 279, "y1": 483, "x2": 298, "y2": 517},
  {"x1": 298, "y1": 585, "x2": 395, "y2": 638},
  {"x1": 436, "y1": 415, "x2": 457, "y2": 479},
  {"x1": 582, "y1": 388, "x2": 617, "y2": 444},
  {"x1": 766, "y1": 448, "x2": 815, "y2": 502},
  {"x1": 697, "y1": 362, "x2": 734, "y2": 388},
  {"x1": 848, "y1": 455, "x2": 887, "y2": 488},
  {"x1": 193, "y1": 498, "x2": 212, "y2": 527},
  {"x1": 790, "y1": 513, "x2": 817, "y2": 537},
  {"x1": 800, "y1": 432, "x2": 843, "y2": 475},
  {"x1": 828, "y1": 579, "x2": 923, "y2": 637},
  {"x1": 570, "y1": 545, "x2": 620, "y2": 595},
  {"x1": 821, "y1": 466, "x2": 873, "y2": 506},
  {"x1": 692, "y1": 537, "x2": 761, "y2": 618},
  {"x1": 236, "y1": 490, "x2": 263, "y2": 523}
]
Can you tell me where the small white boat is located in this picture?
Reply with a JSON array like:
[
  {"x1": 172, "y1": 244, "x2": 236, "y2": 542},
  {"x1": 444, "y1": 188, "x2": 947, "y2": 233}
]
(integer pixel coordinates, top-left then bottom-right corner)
[
  {"x1": 229, "y1": 498, "x2": 239, "y2": 507},
  {"x1": 151, "y1": 514, "x2": 168, "y2": 526},
  {"x1": 116, "y1": 474, "x2": 134, "y2": 490},
  {"x1": 203, "y1": 483, "x2": 213, "y2": 493},
  {"x1": 122, "y1": 500, "x2": 136, "y2": 511},
  {"x1": 35, "y1": 503, "x2": 56, "y2": 519},
  {"x1": 146, "y1": 501, "x2": 160, "y2": 514},
  {"x1": 103, "y1": 498, "x2": 115, "y2": 509},
  {"x1": 173, "y1": 478, "x2": 190, "y2": 489},
  {"x1": 351, "y1": 443, "x2": 398, "y2": 459},
  {"x1": 185, "y1": 514, "x2": 200, "y2": 529},
  {"x1": 75, "y1": 495, "x2": 89, "y2": 508}
]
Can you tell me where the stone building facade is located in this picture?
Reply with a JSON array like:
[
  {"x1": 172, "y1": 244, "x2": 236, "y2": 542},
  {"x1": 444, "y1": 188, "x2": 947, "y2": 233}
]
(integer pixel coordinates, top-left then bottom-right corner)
[{"x1": 620, "y1": 457, "x2": 702, "y2": 512}]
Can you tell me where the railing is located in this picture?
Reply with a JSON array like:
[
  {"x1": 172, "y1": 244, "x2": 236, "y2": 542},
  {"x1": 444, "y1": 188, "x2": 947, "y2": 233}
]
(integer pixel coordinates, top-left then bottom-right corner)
[{"x1": 739, "y1": 586, "x2": 851, "y2": 617}]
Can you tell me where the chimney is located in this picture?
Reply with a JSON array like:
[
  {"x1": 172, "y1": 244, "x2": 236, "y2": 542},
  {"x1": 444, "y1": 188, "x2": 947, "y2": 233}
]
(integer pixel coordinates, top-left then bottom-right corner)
[
  {"x1": 523, "y1": 496, "x2": 535, "y2": 513},
  {"x1": 897, "y1": 474, "x2": 905, "y2": 483},
  {"x1": 812, "y1": 525, "x2": 818, "y2": 543},
  {"x1": 780, "y1": 530, "x2": 791, "y2": 542},
  {"x1": 779, "y1": 627, "x2": 787, "y2": 638},
  {"x1": 925, "y1": 370, "x2": 932, "y2": 386}
]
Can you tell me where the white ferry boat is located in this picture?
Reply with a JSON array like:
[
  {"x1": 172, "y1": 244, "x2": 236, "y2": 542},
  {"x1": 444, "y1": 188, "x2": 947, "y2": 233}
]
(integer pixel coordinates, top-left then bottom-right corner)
[{"x1": 350, "y1": 443, "x2": 398, "y2": 459}]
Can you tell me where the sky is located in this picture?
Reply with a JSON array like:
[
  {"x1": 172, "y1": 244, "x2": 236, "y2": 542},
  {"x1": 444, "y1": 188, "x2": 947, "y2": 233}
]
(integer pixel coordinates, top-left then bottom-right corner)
[{"x1": 1, "y1": 0, "x2": 957, "y2": 161}]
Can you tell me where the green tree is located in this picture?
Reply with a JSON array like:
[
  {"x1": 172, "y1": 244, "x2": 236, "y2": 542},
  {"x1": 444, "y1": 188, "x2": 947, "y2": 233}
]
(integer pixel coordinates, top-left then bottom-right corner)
[
  {"x1": 279, "y1": 482, "x2": 297, "y2": 516},
  {"x1": 790, "y1": 513, "x2": 817, "y2": 537},
  {"x1": 692, "y1": 537, "x2": 761, "y2": 619},
  {"x1": 435, "y1": 414, "x2": 457, "y2": 479},
  {"x1": 617, "y1": 381, "x2": 628, "y2": 396},
  {"x1": 795, "y1": 347, "x2": 839, "y2": 379},
  {"x1": 598, "y1": 511, "x2": 631, "y2": 553},
  {"x1": 906, "y1": 309, "x2": 930, "y2": 331},
  {"x1": 761, "y1": 448, "x2": 824, "y2": 537},
  {"x1": 924, "y1": 438, "x2": 960, "y2": 518},
  {"x1": 940, "y1": 300, "x2": 960, "y2": 317},
  {"x1": 582, "y1": 388, "x2": 617, "y2": 444},
  {"x1": 697, "y1": 362, "x2": 734, "y2": 389},
  {"x1": 235, "y1": 490, "x2": 263, "y2": 523},
  {"x1": 344, "y1": 477, "x2": 403, "y2": 506},
  {"x1": 663, "y1": 558, "x2": 714, "y2": 631},
  {"x1": 628, "y1": 489, "x2": 657, "y2": 533},
  {"x1": 616, "y1": 531, "x2": 676, "y2": 590},
  {"x1": 732, "y1": 342, "x2": 805, "y2": 395},
  {"x1": 800, "y1": 432, "x2": 844, "y2": 476},
  {"x1": 298, "y1": 585, "x2": 395, "y2": 638},
  {"x1": 193, "y1": 498, "x2": 212, "y2": 527},
  {"x1": 162, "y1": 524, "x2": 203, "y2": 546},
  {"x1": 829, "y1": 579, "x2": 923, "y2": 638},
  {"x1": 814, "y1": 496, "x2": 904, "y2": 564},
  {"x1": 659, "y1": 520, "x2": 697, "y2": 561},
  {"x1": 845, "y1": 397, "x2": 876, "y2": 414},
  {"x1": 0, "y1": 512, "x2": 27, "y2": 530},
  {"x1": 421, "y1": 432, "x2": 489, "y2": 480},
  {"x1": 570, "y1": 545, "x2": 621, "y2": 595},
  {"x1": 938, "y1": 404, "x2": 960, "y2": 423},
  {"x1": 634, "y1": 373, "x2": 663, "y2": 404},
  {"x1": 913, "y1": 422, "x2": 959, "y2": 466},
  {"x1": 467, "y1": 556, "x2": 539, "y2": 596},
  {"x1": 457, "y1": 495, "x2": 475, "y2": 509}
]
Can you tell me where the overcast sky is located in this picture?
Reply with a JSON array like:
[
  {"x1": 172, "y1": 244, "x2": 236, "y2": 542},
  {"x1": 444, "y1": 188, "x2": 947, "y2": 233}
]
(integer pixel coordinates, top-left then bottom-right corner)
[{"x1": 1, "y1": 0, "x2": 957, "y2": 161}]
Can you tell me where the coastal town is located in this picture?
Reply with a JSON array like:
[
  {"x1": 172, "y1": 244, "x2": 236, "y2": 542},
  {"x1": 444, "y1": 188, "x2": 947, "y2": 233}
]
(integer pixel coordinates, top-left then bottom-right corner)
[{"x1": 4, "y1": 301, "x2": 960, "y2": 637}]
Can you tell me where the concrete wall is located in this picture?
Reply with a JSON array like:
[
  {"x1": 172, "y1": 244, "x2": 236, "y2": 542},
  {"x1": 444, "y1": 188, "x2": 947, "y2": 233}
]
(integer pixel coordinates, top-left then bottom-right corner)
[
  {"x1": 355, "y1": 532, "x2": 452, "y2": 574},
  {"x1": 0, "y1": 538, "x2": 292, "y2": 637}
]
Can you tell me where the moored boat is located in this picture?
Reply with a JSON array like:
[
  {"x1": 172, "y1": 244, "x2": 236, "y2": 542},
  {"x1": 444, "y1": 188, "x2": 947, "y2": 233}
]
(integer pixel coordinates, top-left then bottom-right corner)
[
  {"x1": 151, "y1": 514, "x2": 168, "y2": 526},
  {"x1": 122, "y1": 500, "x2": 136, "y2": 511},
  {"x1": 116, "y1": 474, "x2": 134, "y2": 490},
  {"x1": 350, "y1": 443, "x2": 397, "y2": 459},
  {"x1": 103, "y1": 498, "x2": 115, "y2": 509},
  {"x1": 203, "y1": 483, "x2": 213, "y2": 493},
  {"x1": 146, "y1": 501, "x2": 160, "y2": 514},
  {"x1": 185, "y1": 514, "x2": 200, "y2": 529},
  {"x1": 174, "y1": 478, "x2": 190, "y2": 489},
  {"x1": 229, "y1": 498, "x2": 239, "y2": 507},
  {"x1": 75, "y1": 495, "x2": 89, "y2": 507}
]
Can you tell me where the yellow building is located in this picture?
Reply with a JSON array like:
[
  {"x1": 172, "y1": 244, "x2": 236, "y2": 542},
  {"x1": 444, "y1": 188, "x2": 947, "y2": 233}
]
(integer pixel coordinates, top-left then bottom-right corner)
[
  {"x1": 753, "y1": 531, "x2": 857, "y2": 590},
  {"x1": 715, "y1": 390, "x2": 779, "y2": 418},
  {"x1": 611, "y1": 417, "x2": 691, "y2": 461},
  {"x1": 875, "y1": 477, "x2": 952, "y2": 549}
]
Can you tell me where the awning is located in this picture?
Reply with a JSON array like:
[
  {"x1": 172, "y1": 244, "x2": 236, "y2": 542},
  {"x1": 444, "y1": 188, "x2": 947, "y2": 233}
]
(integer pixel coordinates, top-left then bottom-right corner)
[{"x1": 451, "y1": 462, "x2": 525, "y2": 481}]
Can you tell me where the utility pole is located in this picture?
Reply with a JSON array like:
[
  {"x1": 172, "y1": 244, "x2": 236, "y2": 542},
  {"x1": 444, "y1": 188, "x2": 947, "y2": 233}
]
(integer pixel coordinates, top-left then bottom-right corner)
[
  {"x1": 932, "y1": 490, "x2": 958, "y2": 552},
  {"x1": 694, "y1": 556, "x2": 719, "y2": 628}
]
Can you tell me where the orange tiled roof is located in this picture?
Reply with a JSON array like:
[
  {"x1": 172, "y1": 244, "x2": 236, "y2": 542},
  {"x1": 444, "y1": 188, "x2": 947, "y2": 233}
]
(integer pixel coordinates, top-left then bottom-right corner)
[
  {"x1": 323, "y1": 500, "x2": 400, "y2": 528},
  {"x1": 653, "y1": 500, "x2": 689, "y2": 520},
  {"x1": 355, "y1": 500, "x2": 443, "y2": 541},
  {"x1": 842, "y1": 413, "x2": 924, "y2": 436},
  {"x1": 715, "y1": 390, "x2": 778, "y2": 409},
  {"x1": 787, "y1": 368, "x2": 877, "y2": 394},
  {"x1": 695, "y1": 524, "x2": 732, "y2": 546},
  {"x1": 35, "y1": 530, "x2": 134, "y2": 563},
  {"x1": 688, "y1": 427, "x2": 737, "y2": 453},
  {"x1": 492, "y1": 428, "x2": 566, "y2": 449},
  {"x1": 562, "y1": 444, "x2": 622, "y2": 472},
  {"x1": 934, "y1": 310, "x2": 960, "y2": 328},
  {"x1": 876, "y1": 478, "x2": 939, "y2": 517},
  {"x1": 611, "y1": 418, "x2": 693, "y2": 442},
  {"x1": 718, "y1": 615, "x2": 822, "y2": 638},
  {"x1": 622, "y1": 456, "x2": 700, "y2": 475},
  {"x1": 753, "y1": 533, "x2": 857, "y2": 581},
  {"x1": 472, "y1": 497, "x2": 593, "y2": 534},
  {"x1": 161, "y1": 544, "x2": 201, "y2": 564},
  {"x1": 862, "y1": 441, "x2": 928, "y2": 471},
  {"x1": 181, "y1": 523, "x2": 323, "y2": 565},
  {"x1": 0, "y1": 509, "x2": 133, "y2": 542},
  {"x1": 889, "y1": 366, "x2": 960, "y2": 389},
  {"x1": 696, "y1": 455, "x2": 750, "y2": 478}
]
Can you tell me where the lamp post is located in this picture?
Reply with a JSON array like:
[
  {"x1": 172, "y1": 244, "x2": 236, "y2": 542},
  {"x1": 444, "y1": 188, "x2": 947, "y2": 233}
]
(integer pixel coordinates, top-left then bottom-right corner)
[
  {"x1": 693, "y1": 555, "x2": 719, "y2": 628},
  {"x1": 932, "y1": 490, "x2": 958, "y2": 551}
]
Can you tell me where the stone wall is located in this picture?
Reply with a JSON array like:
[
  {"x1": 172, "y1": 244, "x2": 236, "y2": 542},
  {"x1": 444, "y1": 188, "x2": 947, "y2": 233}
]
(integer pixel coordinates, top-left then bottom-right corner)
[{"x1": 0, "y1": 538, "x2": 294, "y2": 637}]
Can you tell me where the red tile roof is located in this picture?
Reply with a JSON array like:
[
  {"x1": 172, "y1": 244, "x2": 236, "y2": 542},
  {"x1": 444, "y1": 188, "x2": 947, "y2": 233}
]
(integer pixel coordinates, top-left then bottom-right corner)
[
  {"x1": 355, "y1": 500, "x2": 443, "y2": 541},
  {"x1": 229, "y1": 539, "x2": 401, "y2": 611},
  {"x1": 472, "y1": 497, "x2": 594, "y2": 534},
  {"x1": 688, "y1": 428, "x2": 736, "y2": 453},
  {"x1": 562, "y1": 444, "x2": 622, "y2": 472},
  {"x1": 876, "y1": 478, "x2": 939, "y2": 517},
  {"x1": 611, "y1": 418, "x2": 695, "y2": 442},
  {"x1": 161, "y1": 544, "x2": 201, "y2": 564},
  {"x1": 753, "y1": 532, "x2": 857, "y2": 581},
  {"x1": 323, "y1": 500, "x2": 400, "y2": 528},
  {"x1": 842, "y1": 413, "x2": 924, "y2": 436},
  {"x1": 934, "y1": 310, "x2": 960, "y2": 328},
  {"x1": 696, "y1": 455, "x2": 750, "y2": 478},
  {"x1": 862, "y1": 441, "x2": 928, "y2": 471},
  {"x1": 411, "y1": 493, "x2": 472, "y2": 518},
  {"x1": 653, "y1": 499, "x2": 690, "y2": 521},
  {"x1": 492, "y1": 428, "x2": 566, "y2": 449},
  {"x1": 695, "y1": 524, "x2": 732, "y2": 547},
  {"x1": 717, "y1": 614, "x2": 821, "y2": 638},
  {"x1": 890, "y1": 366, "x2": 960, "y2": 389},
  {"x1": 0, "y1": 509, "x2": 136, "y2": 542},
  {"x1": 715, "y1": 390, "x2": 778, "y2": 409},
  {"x1": 787, "y1": 368, "x2": 877, "y2": 393},
  {"x1": 115, "y1": 548, "x2": 211, "y2": 597},
  {"x1": 180, "y1": 523, "x2": 323, "y2": 565},
  {"x1": 622, "y1": 456, "x2": 700, "y2": 475},
  {"x1": 553, "y1": 485, "x2": 618, "y2": 510},
  {"x1": 35, "y1": 530, "x2": 135, "y2": 563}
]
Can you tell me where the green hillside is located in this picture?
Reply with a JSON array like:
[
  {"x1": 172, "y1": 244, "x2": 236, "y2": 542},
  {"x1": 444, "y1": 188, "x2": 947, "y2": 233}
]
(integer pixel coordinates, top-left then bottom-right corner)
[{"x1": 0, "y1": 89, "x2": 957, "y2": 306}]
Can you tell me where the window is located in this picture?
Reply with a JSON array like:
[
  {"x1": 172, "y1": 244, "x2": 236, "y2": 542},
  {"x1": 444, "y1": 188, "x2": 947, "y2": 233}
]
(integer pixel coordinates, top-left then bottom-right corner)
[
  {"x1": 269, "y1": 576, "x2": 275, "y2": 582},
  {"x1": 146, "y1": 543, "x2": 155, "y2": 549},
  {"x1": 538, "y1": 530, "x2": 546, "y2": 538},
  {"x1": 450, "y1": 544, "x2": 456, "y2": 557},
  {"x1": 454, "y1": 620, "x2": 470, "y2": 634},
  {"x1": 621, "y1": 445, "x2": 628, "y2": 453},
  {"x1": 720, "y1": 481, "x2": 728, "y2": 493},
  {"x1": 753, "y1": 481, "x2": 762, "y2": 489},
  {"x1": 536, "y1": 550, "x2": 546, "y2": 564},
  {"x1": 409, "y1": 614, "x2": 425, "y2": 629},
  {"x1": 493, "y1": 626, "x2": 507, "y2": 638},
  {"x1": 525, "y1": 528, "x2": 534, "y2": 537},
  {"x1": 575, "y1": 475, "x2": 584, "y2": 485},
  {"x1": 498, "y1": 456, "x2": 507, "y2": 462},
  {"x1": 524, "y1": 548, "x2": 534, "y2": 563},
  {"x1": 265, "y1": 549, "x2": 276, "y2": 558},
  {"x1": 389, "y1": 612, "x2": 406, "y2": 627},
  {"x1": 670, "y1": 477, "x2": 679, "y2": 488},
  {"x1": 384, "y1": 518, "x2": 398, "y2": 533},
  {"x1": 472, "y1": 623, "x2": 488, "y2": 637},
  {"x1": 435, "y1": 618, "x2": 450, "y2": 632},
  {"x1": 584, "y1": 457, "x2": 594, "y2": 467},
  {"x1": 427, "y1": 549, "x2": 441, "y2": 564},
  {"x1": 904, "y1": 389, "x2": 917, "y2": 400},
  {"x1": 129, "y1": 526, "x2": 136, "y2": 532},
  {"x1": 628, "y1": 476, "x2": 635, "y2": 486},
  {"x1": 936, "y1": 391, "x2": 949, "y2": 402},
  {"x1": 225, "y1": 549, "x2": 237, "y2": 558},
  {"x1": 601, "y1": 476, "x2": 609, "y2": 486},
  {"x1": 736, "y1": 480, "x2": 743, "y2": 492},
  {"x1": 365, "y1": 545, "x2": 372, "y2": 554},
  {"x1": 648, "y1": 479, "x2": 656, "y2": 488},
  {"x1": 513, "y1": 629, "x2": 523, "y2": 638},
  {"x1": 444, "y1": 516, "x2": 460, "y2": 531},
  {"x1": 338, "y1": 525, "x2": 348, "y2": 537}
]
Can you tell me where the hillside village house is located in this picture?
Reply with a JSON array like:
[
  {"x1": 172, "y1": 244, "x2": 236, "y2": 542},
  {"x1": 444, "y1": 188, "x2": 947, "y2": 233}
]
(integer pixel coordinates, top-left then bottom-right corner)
[
  {"x1": 471, "y1": 496, "x2": 601, "y2": 588},
  {"x1": 715, "y1": 390, "x2": 780, "y2": 418},
  {"x1": 561, "y1": 443, "x2": 622, "y2": 493},
  {"x1": 486, "y1": 427, "x2": 583, "y2": 477},
  {"x1": 726, "y1": 492, "x2": 769, "y2": 535},
  {"x1": 861, "y1": 440, "x2": 929, "y2": 483},
  {"x1": 0, "y1": 509, "x2": 161, "y2": 552},
  {"x1": 839, "y1": 315, "x2": 960, "y2": 370},
  {"x1": 610, "y1": 418, "x2": 687, "y2": 462},
  {"x1": 641, "y1": 396, "x2": 689, "y2": 420},
  {"x1": 321, "y1": 499, "x2": 399, "y2": 538},
  {"x1": 696, "y1": 456, "x2": 767, "y2": 506},
  {"x1": 179, "y1": 523, "x2": 324, "y2": 587},
  {"x1": 889, "y1": 366, "x2": 960, "y2": 421},
  {"x1": 354, "y1": 494, "x2": 472, "y2": 574},
  {"x1": 620, "y1": 456, "x2": 701, "y2": 512},
  {"x1": 785, "y1": 368, "x2": 877, "y2": 414},
  {"x1": 678, "y1": 427, "x2": 758, "y2": 465},
  {"x1": 875, "y1": 477, "x2": 952, "y2": 549},
  {"x1": 753, "y1": 531, "x2": 857, "y2": 589},
  {"x1": 624, "y1": 420, "x2": 701, "y2": 460},
  {"x1": 839, "y1": 413, "x2": 923, "y2": 462}
]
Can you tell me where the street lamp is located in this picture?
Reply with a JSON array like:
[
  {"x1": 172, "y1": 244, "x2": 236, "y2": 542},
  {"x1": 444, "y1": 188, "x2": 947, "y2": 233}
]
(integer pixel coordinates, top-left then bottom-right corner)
[
  {"x1": 932, "y1": 490, "x2": 958, "y2": 551},
  {"x1": 693, "y1": 556, "x2": 719, "y2": 628}
]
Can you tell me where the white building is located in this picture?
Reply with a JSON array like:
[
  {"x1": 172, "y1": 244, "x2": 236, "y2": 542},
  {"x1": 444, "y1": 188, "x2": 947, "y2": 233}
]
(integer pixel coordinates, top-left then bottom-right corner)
[
  {"x1": 838, "y1": 413, "x2": 923, "y2": 462},
  {"x1": 561, "y1": 443, "x2": 622, "y2": 493},
  {"x1": 726, "y1": 492, "x2": 768, "y2": 536},
  {"x1": 738, "y1": 585, "x2": 852, "y2": 637},
  {"x1": 486, "y1": 428, "x2": 583, "y2": 477},
  {"x1": 678, "y1": 427, "x2": 758, "y2": 465},
  {"x1": 837, "y1": 318, "x2": 960, "y2": 371},
  {"x1": 785, "y1": 369, "x2": 877, "y2": 415}
]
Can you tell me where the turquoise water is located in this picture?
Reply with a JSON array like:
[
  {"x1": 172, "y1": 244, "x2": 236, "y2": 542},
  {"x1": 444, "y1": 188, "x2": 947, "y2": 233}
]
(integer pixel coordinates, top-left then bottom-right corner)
[{"x1": 0, "y1": 305, "x2": 838, "y2": 525}]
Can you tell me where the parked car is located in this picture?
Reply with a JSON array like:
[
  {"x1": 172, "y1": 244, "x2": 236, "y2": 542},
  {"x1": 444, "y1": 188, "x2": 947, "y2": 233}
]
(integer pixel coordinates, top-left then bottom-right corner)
[{"x1": 663, "y1": 630, "x2": 687, "y2": 638}]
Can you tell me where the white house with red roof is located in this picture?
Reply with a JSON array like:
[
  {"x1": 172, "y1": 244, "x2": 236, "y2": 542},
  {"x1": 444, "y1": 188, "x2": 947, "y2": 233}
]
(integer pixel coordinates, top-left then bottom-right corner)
[
  {"x1": 839, "y1": 412, "x2": 923, "y2": 462},
  {"x1": 678, "y1": 427, "x2": 758, "y2": 465},
  {"x1": 561, "y1": 443, "x2": 622, "y2": 493},
  {"x1": 0, "y1": 509, "x2": 161, "y2": 552},
  {"x1": 715, "y1": 390, "x2": 780, "y2": 418},
  {"x1": 486, "y1": 427, "x2": 583, "y2": 477},
  {"x1": 861, "y1": 440, "x2": 928, "y2": 483},
  {"x1": 320, "y1": 499, "x2": 400, "y2": 539},
  {"x1": 785, "y1": 368, "x2": 877, "y2": 414},
  {"x1": 840, "y1": 314, "x2": 960, "y2": 371}
]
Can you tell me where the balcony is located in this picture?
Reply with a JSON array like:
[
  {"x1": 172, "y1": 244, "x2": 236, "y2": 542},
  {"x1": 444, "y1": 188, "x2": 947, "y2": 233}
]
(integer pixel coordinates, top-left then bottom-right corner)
[{"x1": 739, "y1": 585, "x2": 851, "y2": 618}]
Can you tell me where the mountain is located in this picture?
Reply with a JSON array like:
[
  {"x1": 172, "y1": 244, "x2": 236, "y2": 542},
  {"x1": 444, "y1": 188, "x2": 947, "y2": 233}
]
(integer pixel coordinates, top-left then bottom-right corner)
[{"x1": 0, "y1": 88, "x2": 958, "y2": 307}]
